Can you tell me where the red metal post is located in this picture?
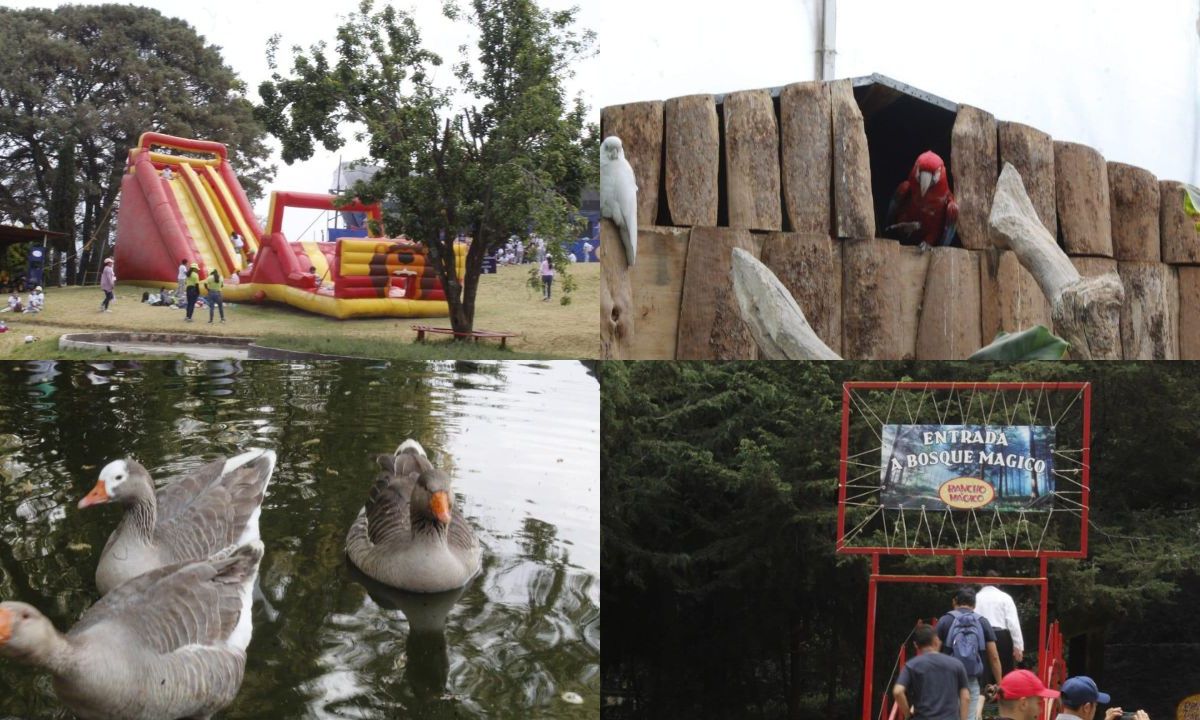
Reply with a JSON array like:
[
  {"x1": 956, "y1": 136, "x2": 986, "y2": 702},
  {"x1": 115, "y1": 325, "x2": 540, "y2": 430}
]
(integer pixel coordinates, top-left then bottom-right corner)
[
  {"x1": 863, "y1": 554, "x2": 880, "y2": 720},
  {"x1": 838, "y1": 383, "x2": 851, "y2": 551},
  {"x1": 1038, "y1": 557, "x2": 1049, "y2": 677},
  {"x1": 1080, "y1": 383, "x2": 1092, "y2": 556}
]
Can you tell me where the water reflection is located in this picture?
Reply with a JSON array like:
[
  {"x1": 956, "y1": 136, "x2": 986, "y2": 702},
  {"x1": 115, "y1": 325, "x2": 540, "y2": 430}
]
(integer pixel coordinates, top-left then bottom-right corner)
[{"x1": 0, "y1": 360, "x2": 598, "y2": 719}]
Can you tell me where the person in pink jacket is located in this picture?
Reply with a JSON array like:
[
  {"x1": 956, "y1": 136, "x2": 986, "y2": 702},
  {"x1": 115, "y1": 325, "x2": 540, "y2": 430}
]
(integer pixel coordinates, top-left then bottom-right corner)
[{"x1": 99, "y1": 257, "x2": 116, "y2": 312}]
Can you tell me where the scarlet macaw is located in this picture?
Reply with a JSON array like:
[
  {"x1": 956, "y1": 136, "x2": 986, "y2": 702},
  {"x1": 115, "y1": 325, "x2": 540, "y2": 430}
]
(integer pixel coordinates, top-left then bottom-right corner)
[{"x1": 884, "y1": 150, "x2": 958, "y2": 250}]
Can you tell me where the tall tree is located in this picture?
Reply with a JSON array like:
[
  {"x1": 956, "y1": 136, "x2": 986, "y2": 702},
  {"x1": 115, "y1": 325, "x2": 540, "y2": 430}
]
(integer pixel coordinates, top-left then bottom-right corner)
[
  {"x1": 256, "y1": 0, "x2": 597, "y2": 334},
  {"x1": 0, "y1": 5, "x2": 274, "y2": 283}
]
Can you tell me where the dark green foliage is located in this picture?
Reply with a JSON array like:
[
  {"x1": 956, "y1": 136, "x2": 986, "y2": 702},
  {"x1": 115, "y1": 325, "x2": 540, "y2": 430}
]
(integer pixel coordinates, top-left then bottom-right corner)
[
  {"x1": 0, "y1": 5, "x2": 274, "y2": 283},
  {"x1": 603, "y1": 362, "x2": 1200, "y2": 719},
  {"x1": 256, "y1": 0, "x2": 597, "y2": 333}
]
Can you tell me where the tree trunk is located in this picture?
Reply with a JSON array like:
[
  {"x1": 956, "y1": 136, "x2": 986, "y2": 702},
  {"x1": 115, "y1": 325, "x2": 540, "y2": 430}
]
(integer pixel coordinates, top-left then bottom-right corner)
[
  {"x1": 79, "y1": 193, "x2": 94, "y2": 283},
  {"x1": 788, "y1": 617, "x2": 805, "y2": 720},
  {"x1": 990, "y1": 163, "x2": 1124, "y2": 360},
  {"x1": 436, "y1": 224, "x2": 489, "y2": 337}
]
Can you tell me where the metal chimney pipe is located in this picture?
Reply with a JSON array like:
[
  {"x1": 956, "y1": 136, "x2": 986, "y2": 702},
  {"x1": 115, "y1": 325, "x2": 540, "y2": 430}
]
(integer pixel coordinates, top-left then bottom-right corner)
[{"x1": 817, "y1": 0, "x2": 837, "y2": 81}]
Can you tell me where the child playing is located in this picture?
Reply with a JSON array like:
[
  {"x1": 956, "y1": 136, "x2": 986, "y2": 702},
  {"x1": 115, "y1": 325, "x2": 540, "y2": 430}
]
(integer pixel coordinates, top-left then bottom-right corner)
[{"x1": 26, "y1": 286, "x2": 44, "y2": 313}]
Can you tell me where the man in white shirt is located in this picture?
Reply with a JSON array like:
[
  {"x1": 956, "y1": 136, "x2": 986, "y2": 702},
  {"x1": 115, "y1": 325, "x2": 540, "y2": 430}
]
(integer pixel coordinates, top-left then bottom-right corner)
[{"x1": 975, "y1": 570, "x2": 1024, "y2": 685}]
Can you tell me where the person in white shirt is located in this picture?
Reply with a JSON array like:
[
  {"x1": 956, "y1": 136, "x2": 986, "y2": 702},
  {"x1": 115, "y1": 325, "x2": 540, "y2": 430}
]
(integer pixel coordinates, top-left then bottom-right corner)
[{"x1": 976, "y1": 571, "x2": 1024, "y2": 685}]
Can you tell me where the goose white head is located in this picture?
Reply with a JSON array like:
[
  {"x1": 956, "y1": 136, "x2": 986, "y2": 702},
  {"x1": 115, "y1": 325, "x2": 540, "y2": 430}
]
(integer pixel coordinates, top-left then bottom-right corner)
[
  {"x1": 0, "y1": 601, "x2": 58, "y2": 663},
  {"x1": 78, "y1": 459, "x2": 150, "y2": 508}
]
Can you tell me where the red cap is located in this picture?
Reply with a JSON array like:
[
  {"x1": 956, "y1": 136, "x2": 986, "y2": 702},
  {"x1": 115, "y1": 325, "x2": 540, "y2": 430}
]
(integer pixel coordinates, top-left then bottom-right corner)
[{"x1": 998, "y1": 670, "x2": 1060, "y2": 700}]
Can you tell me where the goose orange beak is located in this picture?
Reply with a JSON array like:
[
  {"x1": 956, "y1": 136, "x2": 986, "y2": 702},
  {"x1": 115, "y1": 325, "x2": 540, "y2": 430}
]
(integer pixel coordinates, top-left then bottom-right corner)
[
  {"x1": 0, "y1": 607, "x2": 12, "y2": 646},
  {"x1": 78, "y1": 480, "x2": 110, "y2": 509},
  {"x1": 430, "y1": 490, "x2": 451, "y2": 525}
]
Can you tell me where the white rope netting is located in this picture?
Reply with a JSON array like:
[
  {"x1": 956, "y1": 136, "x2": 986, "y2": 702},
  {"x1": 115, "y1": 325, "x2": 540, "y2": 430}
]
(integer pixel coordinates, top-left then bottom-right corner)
[{"x1": 839, "y1": 383, "x2": 1088, "y2": 556}]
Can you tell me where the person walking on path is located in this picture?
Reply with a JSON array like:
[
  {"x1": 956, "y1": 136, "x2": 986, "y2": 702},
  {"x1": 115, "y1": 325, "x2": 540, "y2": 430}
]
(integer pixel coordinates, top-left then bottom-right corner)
[
  {"x1": 176, "y1": 259, "x2": 188, "y2": 300},
  {"x1": 976, "y1": 571, "x2": 1025, "y2": 680},
  {"x1": 184, "y1": 262, "x2": 201, "y2": 322},
  {"x1": 893, "y1": 623, "x2": 969, "y2": 720},
  {"x1": 204, "y1": 269, "x2": 225, "y2": 323},
  {"x1": 937, "y1": 587, "x2": 1004, "y2": 720},
  {"x1": 99, "y1": 257, "x2": 116, "y2": 312},
  {"x1": 540, "y1": 255, "x2": 554, "y2": 301}
]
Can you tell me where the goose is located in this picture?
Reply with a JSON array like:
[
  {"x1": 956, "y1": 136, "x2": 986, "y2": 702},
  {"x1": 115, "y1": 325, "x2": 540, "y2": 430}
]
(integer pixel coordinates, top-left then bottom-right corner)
[
  {"x1": 78, "y1": 449, "x2": 275, "y2": 595},
  {"x1": 0, "y1": 542, "x2": 262, "y2": 720},
  {"x1": 345, "y1": 439, "x2": 482, "y2": 593}
]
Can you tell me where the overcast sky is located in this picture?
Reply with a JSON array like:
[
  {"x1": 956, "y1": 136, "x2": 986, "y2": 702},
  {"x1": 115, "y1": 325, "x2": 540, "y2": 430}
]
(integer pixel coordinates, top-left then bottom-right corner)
[
  {"x1": 599, "y1": 0, "x2": 1200, "y2": 185},
  {"x1": 6, "y1": 0, "x2": 599, "y2": 240}
]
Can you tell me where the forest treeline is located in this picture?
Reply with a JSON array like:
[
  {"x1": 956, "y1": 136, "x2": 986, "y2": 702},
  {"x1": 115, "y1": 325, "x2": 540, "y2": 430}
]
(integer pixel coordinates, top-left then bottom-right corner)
[{"x1": 601, "y1": 362, "x2": 1200, "y2": 719}]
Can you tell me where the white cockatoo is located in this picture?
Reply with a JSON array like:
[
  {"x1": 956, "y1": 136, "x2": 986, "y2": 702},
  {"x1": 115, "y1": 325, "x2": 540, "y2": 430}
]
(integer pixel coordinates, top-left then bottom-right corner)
[{"x1": 600, "y1": 136, "x2": 638, "y2": 267}]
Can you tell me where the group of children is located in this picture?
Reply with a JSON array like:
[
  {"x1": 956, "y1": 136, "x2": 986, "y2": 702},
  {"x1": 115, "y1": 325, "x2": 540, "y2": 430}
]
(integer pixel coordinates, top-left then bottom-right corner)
[
  {"x1": 176, "y1": 259, "x2": 226, "y2": 323},
  {"x1": 5, "y1": 286, "x2": 44, "y2": 314}
]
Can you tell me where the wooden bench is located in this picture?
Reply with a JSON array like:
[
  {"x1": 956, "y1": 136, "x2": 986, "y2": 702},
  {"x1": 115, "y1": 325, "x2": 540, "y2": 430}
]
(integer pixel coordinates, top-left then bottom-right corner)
[{"x1": 411, "y1": 325, "x2": 519, "y2": 348}]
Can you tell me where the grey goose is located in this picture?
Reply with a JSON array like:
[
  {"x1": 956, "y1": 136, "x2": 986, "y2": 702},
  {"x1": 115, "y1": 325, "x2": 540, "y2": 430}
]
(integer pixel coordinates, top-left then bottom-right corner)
[
  {"x1": 0, "y1": 542, "x2": 262, "y2": 720},
  {"x1": 345, "y1": 440, "x2": 482, "y2": 593},
  {"x1": 78, "y1": 450, "x2": 275, "y2": 595}
]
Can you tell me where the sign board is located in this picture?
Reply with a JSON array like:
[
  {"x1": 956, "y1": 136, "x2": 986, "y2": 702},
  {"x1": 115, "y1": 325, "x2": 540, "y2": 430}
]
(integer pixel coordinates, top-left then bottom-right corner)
[{"x1": 880, "y1": 424, "x2": 1055, "y2": 511}]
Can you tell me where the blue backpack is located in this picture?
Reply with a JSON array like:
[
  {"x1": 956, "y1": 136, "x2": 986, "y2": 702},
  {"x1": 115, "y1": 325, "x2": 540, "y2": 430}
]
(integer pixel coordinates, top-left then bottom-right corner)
[{"x1": 947, "y1": 609, "x2": 986, "y2": 677}]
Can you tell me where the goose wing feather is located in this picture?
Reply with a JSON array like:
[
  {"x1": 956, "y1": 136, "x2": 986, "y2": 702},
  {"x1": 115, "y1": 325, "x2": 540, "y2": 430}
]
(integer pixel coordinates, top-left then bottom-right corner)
[{"x1": 71, "y1": 544, "x2": 261, "y2": 654}]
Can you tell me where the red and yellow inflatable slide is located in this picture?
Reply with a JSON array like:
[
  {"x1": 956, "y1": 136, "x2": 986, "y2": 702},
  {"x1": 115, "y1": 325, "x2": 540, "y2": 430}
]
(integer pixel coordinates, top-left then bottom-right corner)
[{"x1": 114, "y1": 132, "x2": 466, "y2": 319}]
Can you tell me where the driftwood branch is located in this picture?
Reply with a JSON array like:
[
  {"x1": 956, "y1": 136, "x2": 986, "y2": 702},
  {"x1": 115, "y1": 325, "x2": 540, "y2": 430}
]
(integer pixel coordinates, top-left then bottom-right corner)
[
  {"x1": 730, "y1": 247, "x2": 841, "y2": 360},
  {"x1": 989, "y1": 163, "x2": 1124, "y2": 360}
]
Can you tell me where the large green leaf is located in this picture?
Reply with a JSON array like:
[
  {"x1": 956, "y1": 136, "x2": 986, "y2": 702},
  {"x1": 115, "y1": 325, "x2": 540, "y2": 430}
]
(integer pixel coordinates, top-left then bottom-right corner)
[
  {"x1": 1184, "y1": 184, "x2": 1200, "y2": 231},
  {"x1": 968, "y1": 325, "x2": 1069, "y2": 361},
  {"x1": 1184, "y1": 184, "x2": 1200, "y2": 216}
]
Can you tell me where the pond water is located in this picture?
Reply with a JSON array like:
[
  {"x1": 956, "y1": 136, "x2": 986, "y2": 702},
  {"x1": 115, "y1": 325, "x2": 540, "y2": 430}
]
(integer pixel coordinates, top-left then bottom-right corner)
[{"x1": 0, "y1": 360, "x2": 599, "y2": 719}]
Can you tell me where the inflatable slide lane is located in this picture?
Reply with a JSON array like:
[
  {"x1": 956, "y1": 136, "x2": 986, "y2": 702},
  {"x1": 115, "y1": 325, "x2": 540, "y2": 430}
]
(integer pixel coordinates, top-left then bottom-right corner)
[
  {"x1": 220, "y1": 191, "x2": 468, "y2": 319},
  {"x1": 114, "y1": 132, "x2": 260, "y2": 287}
]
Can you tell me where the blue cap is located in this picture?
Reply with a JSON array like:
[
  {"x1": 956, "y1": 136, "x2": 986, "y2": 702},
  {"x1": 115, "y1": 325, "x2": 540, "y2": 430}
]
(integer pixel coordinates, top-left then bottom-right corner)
[{"x1": 1060, "y1": 676, "x2": 1111, "y2": 707}]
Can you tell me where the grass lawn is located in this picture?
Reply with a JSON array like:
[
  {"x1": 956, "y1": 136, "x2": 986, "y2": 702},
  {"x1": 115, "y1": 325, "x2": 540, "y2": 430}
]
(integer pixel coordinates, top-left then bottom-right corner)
[{"x1": 0, "y1": 263, "x2": 598, "y2": 360}]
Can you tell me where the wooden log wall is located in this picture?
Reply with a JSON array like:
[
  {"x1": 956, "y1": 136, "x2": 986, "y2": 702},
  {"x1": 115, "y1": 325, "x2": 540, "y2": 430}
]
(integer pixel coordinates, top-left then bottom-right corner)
[{"x1": 601, "y1": 80, "x2": 1200, "y2": 359}]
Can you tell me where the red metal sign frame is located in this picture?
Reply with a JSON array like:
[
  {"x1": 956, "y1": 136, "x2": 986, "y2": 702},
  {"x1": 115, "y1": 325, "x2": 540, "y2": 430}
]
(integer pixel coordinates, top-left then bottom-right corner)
[{"x1": 837, "y1": 381, "x2": 1091, "y2": 559}]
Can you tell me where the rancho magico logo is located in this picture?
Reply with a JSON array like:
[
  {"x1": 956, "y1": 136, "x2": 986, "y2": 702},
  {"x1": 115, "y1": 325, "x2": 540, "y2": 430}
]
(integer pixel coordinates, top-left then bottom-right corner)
[{"x1": 937, "y1": 477, "x2": 996, "y2": 509}]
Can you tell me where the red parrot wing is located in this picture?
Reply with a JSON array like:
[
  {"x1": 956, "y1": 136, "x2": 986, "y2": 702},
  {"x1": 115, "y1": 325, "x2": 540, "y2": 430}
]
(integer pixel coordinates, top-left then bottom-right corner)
[
  {"x1": 886, "y1": 180, "x2": 911, "y2": 228},
  {"x1": 941, "y1": 194, "x2": 959, "y2": 246}
]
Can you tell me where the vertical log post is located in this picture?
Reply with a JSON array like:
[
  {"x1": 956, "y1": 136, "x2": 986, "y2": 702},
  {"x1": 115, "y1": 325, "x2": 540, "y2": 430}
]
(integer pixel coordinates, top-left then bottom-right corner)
[
  {"x1": 663, "y1": 95, "x2": 720, "y2": 227},
  {"x1": 600, "y1": 101, "x2": 664, "y2": 227},
  {"x1": 760, "y1": 233, "x2": 842, "y2": 355},
  {"x1": 723, "y1": 89, "x2": 782, "y2": 231},
  {"x1": 831, "y1": 80, "x2": 875, "y2": 239},
  {"x1": 780, "y1": 81, "x2": 833, "y2": 234},
  {"x1": 676, "y1": 227, "x2": 763, "y2": 359},
  {"x1": 600, "y1": 219, "x2": 634, "y2": 359},
  {"x1": 951, "y1": 105, "x2": 999, "y2": 250},
  {"x1": 628, "y1": 226, "x2": 690, "y2": 359},
  {"x1": 1054, "y1": 141, "x2": 1113, "y2": 257},
  {"x1": 998, "y1": 121, "x2": 1057, "y2": 238}
]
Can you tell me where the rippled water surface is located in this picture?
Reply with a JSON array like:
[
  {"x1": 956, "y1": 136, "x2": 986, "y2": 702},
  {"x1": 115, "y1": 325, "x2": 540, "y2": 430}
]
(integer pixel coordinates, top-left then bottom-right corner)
[{"x1": 0, "y1": 360, "x2": 599, "y2": 718}]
